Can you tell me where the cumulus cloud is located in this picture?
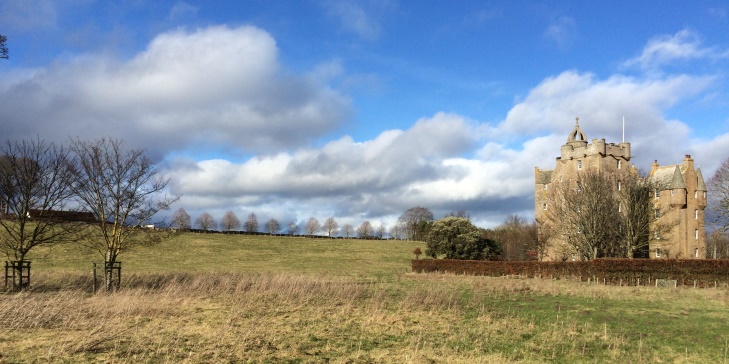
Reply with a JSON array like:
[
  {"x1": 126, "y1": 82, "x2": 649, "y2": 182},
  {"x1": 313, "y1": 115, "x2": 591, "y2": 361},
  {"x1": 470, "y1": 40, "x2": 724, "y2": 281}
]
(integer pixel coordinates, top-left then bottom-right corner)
[
  {"x1": 0, "y1": 25, "x2": 352, "y2": 158},
  {"x1": 622, "y1": 29, "x2": 729, "y2": 71},
  {"x1": 498, "y1": 70, "x2": 714, "y2": 169}
]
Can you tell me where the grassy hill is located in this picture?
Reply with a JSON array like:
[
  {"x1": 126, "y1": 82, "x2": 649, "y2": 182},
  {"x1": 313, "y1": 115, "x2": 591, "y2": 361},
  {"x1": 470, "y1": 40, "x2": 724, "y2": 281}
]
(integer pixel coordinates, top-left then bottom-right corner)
[
  {"x1": 2, "y1": 232, "x2": 728, "y2": 363},
  {"x1": 27, "y1": 232, "x2": 422, "y2": 278}
]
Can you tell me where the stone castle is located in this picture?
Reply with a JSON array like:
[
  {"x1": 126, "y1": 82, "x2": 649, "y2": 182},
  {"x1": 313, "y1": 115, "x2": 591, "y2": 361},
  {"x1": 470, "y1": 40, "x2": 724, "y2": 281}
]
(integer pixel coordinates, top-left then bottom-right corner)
[{"x1": 534, "y1": 118, "x2": 706, "y2": 260}]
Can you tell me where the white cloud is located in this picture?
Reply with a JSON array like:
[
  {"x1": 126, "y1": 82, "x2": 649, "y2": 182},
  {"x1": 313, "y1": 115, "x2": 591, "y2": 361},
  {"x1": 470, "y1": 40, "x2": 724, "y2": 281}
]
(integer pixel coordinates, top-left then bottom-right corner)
[
  {"x1": 622, "y1": 29, "x2": 729, "y2": 71},
  {"x1": 320, "y1": 0, "x2": 396, "y2": 41},
  {"x1": 544, "y1": 16, "x2": 577, "y2": 49},
  {"x1": 499, "y1": 70, "x2": 713, "y2": 168},
  {"x1": 0, "y1": 25, "x2": 352, "y2": 157}
]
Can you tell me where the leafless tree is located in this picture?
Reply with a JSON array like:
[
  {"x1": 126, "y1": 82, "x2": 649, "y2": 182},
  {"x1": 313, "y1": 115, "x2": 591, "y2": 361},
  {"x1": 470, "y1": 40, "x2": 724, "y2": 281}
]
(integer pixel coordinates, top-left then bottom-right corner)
[
  {"x1": 287, "y1": 221, "x2": 300, "y2": 235},
  {"x1": 490, "y1": 215, "x2": 538, "y2": 261},
  {"x1": 709, "y1": 157, "x2": 729, "y2": 232},
  {"x1": 195, "y1": 212, "x2": 217, "y2": 231},
  {"x1": 0, "y1": 139, "x2": 82, "y2": 270},
  {"x1": 707, "y1": 230, "x2": 729, "y2": 259},
  {"x1": 322, "y1": 217, "x2": 338, "y2": 237},
  {"x1": 305, "y1": 217, "x2": 320, "y2": 235},
  {"x1": 266, "y1": 218, "x2": 281, "y2": 235},
  {"x1": 446, "y1": 209, "x2": 470, "y2": 220},
  {"x1": 244, "y1": 212, "x2": 258, "y2": 233},
  {"x1": 170, "y1": 207, "x2": 191, "y2": 230},
  {"x1": 221, "y1": 210, "x2": 241, "y2": 232},
  {"x1": 342, "y1": 223, "x2": 354, "y2": 238},
  {"x1": 389, "y1": 223, "x2": 405, "y2": 240},
  {"x1": 70, "y1": 138, "x2": 178, "y2": 289},
  {"x1": 547, "y1": 169, "x2": 622, "y2": 260},
  {"x1": 357, "y1": 220, "x2": 374, "y2": 238},
  {"x1": 398, "y1": 206, "x2": 434, "y2": 241},
  {"x1": 375, "y1": 223, "x2": 386, "y2": 239},
  {"x1": 616, "y1": 170, "x2": 657, "y2": 258}
]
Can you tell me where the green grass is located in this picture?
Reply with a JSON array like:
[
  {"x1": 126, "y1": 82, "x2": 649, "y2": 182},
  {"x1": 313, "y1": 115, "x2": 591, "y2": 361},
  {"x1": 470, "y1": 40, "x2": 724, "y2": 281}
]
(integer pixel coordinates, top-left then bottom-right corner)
[
  {"x1": 28, "y1": 233, "x2": 422, "y2": 278},
  {"x1": 2, "y1": 232, "x2": 728, "y2": 363}
]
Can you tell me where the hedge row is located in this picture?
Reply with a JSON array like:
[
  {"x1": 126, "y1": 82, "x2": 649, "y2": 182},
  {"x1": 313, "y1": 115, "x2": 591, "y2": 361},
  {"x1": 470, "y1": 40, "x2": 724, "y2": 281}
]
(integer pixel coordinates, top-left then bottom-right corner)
[{"x1": 411, "y1": 258, "x2": 729, "y2": 288}]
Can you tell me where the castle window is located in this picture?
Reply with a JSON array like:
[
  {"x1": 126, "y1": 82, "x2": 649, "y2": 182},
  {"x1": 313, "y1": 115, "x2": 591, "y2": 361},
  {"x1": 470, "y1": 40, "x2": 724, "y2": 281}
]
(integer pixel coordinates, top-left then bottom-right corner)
[
  {"x1": 543, "y1": 203, "x2": 547, "y2": 210},
  {"x1": 655, "y1": 209, "x2": 660, "y2": 218},
  {"x1": 695, "y1": 229, "x2": 699, "y2": 240},
  {"x1": 618, "y1": 203, "x2": 622, "y2": 213},
  {"x1": 655, "y1": 230, "x2": 660, "y2": 239},
  {"x1": 695, "y1": 209, "x2": 698, "y2": 219},
  {"x1": 617, "y1": 181, "x2": 621, "y2": 191},
  {"x1": 577, "y1": 182, "x2": 582, "y2": 192},
  {"x1": 656, "y1": 248, "x2": 661, "y2": 258},
  {"x1": 654, "y1": 189, "x2": 659, "y2": 198},
  {"x1": 694, "y1": 190, "x2": 698, "y2": 198},
  {"x1": 577, "y1": 160, "x2": 583, "y2": 170},
  {"x1": 544, "y1": 184, "x2": 548, "y2": 190},
  {"x1": 695, "y1": 248, "x2": 699, "y2": 258},
  {"x1": 618, "y1": 160, "x2": 622, "y2": 169}
]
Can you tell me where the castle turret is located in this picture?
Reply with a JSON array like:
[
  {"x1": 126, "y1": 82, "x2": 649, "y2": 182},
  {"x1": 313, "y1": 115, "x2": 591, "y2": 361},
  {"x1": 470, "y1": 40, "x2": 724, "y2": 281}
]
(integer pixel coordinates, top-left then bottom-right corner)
[
  {"x1": 669, "y1": 165, "x2": 687, "y2": 207},
  {"x1": 696, "y1": 168, "x2": 707, "y2": 209}
]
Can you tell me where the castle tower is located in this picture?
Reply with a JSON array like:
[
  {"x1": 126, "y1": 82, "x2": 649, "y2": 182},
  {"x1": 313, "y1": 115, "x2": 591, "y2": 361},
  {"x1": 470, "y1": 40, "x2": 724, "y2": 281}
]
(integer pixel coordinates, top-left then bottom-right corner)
[{"x1": 534, "y1": 118, "x2": 704, "y2": 260}]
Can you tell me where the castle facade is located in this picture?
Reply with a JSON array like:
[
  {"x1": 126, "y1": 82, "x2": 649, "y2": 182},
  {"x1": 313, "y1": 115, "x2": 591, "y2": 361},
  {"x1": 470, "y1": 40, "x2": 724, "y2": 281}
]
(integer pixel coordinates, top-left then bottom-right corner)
[{"x1": 534, "y1": 118, "x2": 706, "y2": 260}]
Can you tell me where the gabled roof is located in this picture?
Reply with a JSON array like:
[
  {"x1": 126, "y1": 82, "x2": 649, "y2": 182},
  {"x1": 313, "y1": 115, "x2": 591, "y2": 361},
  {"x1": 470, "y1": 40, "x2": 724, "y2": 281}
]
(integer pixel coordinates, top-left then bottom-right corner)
[{"x1": 650, "y1": 165, "x2": 686, "y2": 191}]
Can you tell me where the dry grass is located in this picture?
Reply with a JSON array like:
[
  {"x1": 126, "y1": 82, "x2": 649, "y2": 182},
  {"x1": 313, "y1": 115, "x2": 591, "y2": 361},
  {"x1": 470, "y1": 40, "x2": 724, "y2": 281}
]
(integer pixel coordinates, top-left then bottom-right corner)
[{"x1": 2, "y1": 271, "x2": 728, "y2": 363}]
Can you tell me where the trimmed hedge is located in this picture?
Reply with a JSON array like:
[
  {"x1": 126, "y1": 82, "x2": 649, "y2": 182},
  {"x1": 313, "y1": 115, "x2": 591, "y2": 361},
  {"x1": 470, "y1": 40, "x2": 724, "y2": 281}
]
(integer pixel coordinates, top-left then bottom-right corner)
[{"x1": 411, "y1": 258, "x2": 729, "y2": 288}]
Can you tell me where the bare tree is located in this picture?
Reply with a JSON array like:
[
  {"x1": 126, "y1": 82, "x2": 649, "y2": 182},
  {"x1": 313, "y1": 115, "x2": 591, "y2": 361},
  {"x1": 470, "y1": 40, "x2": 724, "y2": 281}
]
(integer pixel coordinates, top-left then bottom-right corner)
[
  {"x1": 616, "y1": 170, "x2": 657, "y2": 258},
  {"x1": 322, "y1": 217, "x2": 338, "y2": 237},
  {"x1": 446, "y1": 209, "x2": 470, "y2": 220},
  {"x1": 0, "y1": 35, "x2": 7, "y2": 59},
  {"x1": 707, "y1": 230, "x2": 729, "y2": 259},
  {"x1": 305, "y1": 217, "x2": 320, "y2": 235},
  {"x1": 287, "y1": 221, "x2": 300, "y2": 235},
  {"x1": 375, "y1": 223, "x2": 387, "y2": 239},
  {"x1": 710, "y1": 157, "x2": 729, "y2": 232},
  {"x1": 547, "y1": 169, "x2": 622, "y2": 260},
  {"x1": 244, "y1": 212, "x2": 259, "y2": 233},
  {"x1": 398, "y1": 206, "x2": 434, "y2": 241},
  {"x1": 70, "y1": 138, "x2": 178, "y2": 289},
  {"x1": 357, "y1": 220, "x2": 374, "y2": 238},
  {"x1": 490, "y1": 215, "x2": 538, "y2": 261},
  {"x1": 0, "y1": 139, "x2": 82, "y2": 285},
  {"x1": 221, "y1": 210, "x2": 241, "y2": 232},
  {"x1": 195, "y1": 212, "x2": 217, "y2": 231},
  {"x1": 170, "y1": 207, "x2": 191, "y2": 230},
  {"x1": 266, "y1": 218, "x2": 281, "y2": 235},
  {"x1": 342, "y1": 223, "x2": 354, "y2": 238},
  {"x1": 389, "y1": 223, "x2": 405, "y2": 240}
]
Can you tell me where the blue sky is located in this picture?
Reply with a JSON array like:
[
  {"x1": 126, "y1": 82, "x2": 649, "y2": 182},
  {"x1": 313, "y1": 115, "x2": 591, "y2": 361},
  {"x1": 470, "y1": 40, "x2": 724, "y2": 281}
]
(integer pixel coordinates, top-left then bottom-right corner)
[{"x1": 1, "y1": 1, "x2": 729, "y2": 232}]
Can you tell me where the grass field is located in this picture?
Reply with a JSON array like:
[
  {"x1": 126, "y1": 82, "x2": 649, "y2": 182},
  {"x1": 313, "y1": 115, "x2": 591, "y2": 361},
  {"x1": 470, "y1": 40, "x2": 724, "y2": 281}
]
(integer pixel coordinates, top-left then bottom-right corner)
[{"x1": 1, "y1": 233, "x2": 729, "y2": 363}]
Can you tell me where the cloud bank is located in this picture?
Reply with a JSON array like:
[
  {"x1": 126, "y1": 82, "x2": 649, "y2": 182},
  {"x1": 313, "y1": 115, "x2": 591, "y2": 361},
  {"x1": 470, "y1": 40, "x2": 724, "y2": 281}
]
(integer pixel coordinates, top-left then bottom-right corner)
[{"x1": 1, "y1": 25, "x2": 727, "y2": 230}]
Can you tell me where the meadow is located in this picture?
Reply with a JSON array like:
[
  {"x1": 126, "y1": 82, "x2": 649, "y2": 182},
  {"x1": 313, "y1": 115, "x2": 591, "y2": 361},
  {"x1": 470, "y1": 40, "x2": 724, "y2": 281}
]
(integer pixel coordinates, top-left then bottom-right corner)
[{"x1": 1, "y1": 233, "x2": 728, "y2": 363}]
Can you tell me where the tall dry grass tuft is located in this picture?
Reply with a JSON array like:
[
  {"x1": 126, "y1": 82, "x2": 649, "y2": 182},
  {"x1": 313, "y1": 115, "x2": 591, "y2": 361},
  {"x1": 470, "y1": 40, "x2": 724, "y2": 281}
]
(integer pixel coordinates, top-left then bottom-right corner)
[{"x1": 1, "y1": 271, "x2": 726, "y2": 363}]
